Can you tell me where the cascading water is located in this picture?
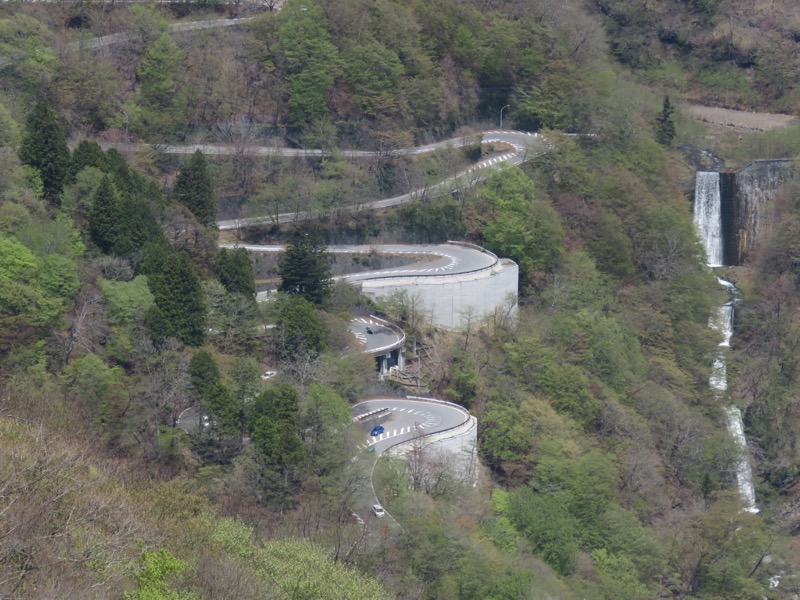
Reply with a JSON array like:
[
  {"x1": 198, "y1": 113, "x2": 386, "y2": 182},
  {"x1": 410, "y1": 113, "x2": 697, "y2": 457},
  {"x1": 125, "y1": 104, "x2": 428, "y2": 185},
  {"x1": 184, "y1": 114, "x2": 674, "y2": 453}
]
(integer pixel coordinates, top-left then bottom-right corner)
[
  {"x1": 694, "y1": 171, "x2": 758, "y2": 513},
  {"x1": 694, "y1": 172, "x2": 724, "y2": 267},
  {"x1": 707, "y1": 301, "x2": 758, "y2": 513},
  {"x1": 725, "y1": 406, "x2": 758, "y2": 513}
]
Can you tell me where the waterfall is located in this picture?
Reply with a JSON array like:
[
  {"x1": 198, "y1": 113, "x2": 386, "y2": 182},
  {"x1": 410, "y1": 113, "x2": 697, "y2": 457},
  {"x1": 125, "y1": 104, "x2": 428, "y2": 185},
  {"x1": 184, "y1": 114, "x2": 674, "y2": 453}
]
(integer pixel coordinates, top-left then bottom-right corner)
[
  {"x1": 709, "y1": 303, "x2": 734, "y2": 347},
  {"x1": 695, "y1": 171, "x2": 758, "y2": 513},
  {"x1": 707, "y1": 300, "x2": 759, "y2": 513},
  {"x1": 694, "y1": 172, "x2": 724, "y2": 267},
  {"x1": 725, "y1": 406, "x2": 759, "y2": 513}
]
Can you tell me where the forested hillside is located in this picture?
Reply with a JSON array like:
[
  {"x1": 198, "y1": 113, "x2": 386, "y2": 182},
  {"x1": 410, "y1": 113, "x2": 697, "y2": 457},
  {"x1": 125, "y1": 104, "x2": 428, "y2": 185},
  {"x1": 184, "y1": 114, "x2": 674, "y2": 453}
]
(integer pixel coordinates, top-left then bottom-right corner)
[
  {"x1": 1, "y1": 1, "x2": 799, "y2": 598},
  {"x1": 588, "y1": 0, "x2": 800, "y2": 112}
]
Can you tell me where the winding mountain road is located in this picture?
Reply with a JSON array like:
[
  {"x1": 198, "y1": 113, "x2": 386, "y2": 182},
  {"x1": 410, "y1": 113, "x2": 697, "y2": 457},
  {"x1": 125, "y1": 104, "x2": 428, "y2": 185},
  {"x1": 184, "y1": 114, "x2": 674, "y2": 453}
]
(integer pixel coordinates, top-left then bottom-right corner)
[
  {"x1": 223, "y1": 242, "x2": 498, "y2": 284},
  {"x1": 350, "y1": 397, "x2": 472, "y2": 525},
  {"x1": 99, "y1": 129, "x2": 547, "y2": 230}
]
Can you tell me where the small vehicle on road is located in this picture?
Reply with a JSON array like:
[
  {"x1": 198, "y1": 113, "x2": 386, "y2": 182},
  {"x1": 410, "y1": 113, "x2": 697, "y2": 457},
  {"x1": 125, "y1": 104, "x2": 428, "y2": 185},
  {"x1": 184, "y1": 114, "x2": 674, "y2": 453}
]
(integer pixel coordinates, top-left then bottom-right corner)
[
  {"x1": 370, "y1": 425, "x2": 384, "y2": 437},
  {"x1": 366, "y1": 326, "x2": 374, "y2": 334},
  {"x1": 372, "y1": 504, "x2": 385, "y2": 518}
]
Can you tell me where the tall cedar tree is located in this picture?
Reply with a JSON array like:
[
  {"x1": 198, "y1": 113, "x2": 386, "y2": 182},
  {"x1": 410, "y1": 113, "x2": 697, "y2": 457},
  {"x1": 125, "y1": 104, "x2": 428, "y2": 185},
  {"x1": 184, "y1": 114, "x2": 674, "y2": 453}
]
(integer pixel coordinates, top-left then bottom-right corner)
[
  {"x1": 188, "y1": 350, "x2": 222, "y2": 399},
  {"x1": 18, "y1": 101, "x2": 71, "y2": 206},
  {"x1": 215, "y1": 247, "x2": 255, "y2": 296},
  {"x1": 273, "y1": 294, "x2": 326, "y2": 359},
  {"x1": 250, "y1": 384, "x2": 306, "y2": 504},
  {"x1": 88, "y1": 176, "x2": 160, "y2": 255},
  {"x1": 173, "y1": 150, "x2": 216, "y2": 227},
  {"x1": 70, "y1": 139, "x2": 107, "y2": 179},
  {"x1": 146, "y1": 252, "x2": 206, "y2": 346},
  {"x1": 187, "y1": 352, "x2": 240, "y2": 433},
  {"x1": 277, "y1": 229, "x2": 332, "y2": 305},
  {"x1": 87, "y1": 176, "x2": 118, "y2": 253},
  {"x1": 655, "y1": 95, "x2": 676, "y2": 146}
]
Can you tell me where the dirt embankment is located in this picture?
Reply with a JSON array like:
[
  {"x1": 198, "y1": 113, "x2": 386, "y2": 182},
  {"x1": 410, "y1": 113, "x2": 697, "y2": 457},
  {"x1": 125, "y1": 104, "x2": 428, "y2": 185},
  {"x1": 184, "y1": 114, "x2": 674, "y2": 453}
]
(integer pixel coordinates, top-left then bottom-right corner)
[{"x1": 687, "y1": 105, "x2": 799, "y2": 132}]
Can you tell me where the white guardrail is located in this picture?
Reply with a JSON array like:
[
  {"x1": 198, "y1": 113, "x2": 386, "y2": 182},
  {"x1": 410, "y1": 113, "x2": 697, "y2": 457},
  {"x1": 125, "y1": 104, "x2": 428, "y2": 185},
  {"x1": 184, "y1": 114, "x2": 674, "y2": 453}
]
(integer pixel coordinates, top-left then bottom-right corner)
[{"x1": 364, "y1": 314, "x2": 406, "y2": 355}]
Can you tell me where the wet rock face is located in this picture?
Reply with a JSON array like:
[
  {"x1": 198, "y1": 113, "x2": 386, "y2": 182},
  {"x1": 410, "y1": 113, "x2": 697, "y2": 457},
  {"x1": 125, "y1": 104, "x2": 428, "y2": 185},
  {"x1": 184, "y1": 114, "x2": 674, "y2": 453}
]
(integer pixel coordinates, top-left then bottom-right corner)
[{"x1": 730, "y1": 160, "x2": 795, "y2": 264}]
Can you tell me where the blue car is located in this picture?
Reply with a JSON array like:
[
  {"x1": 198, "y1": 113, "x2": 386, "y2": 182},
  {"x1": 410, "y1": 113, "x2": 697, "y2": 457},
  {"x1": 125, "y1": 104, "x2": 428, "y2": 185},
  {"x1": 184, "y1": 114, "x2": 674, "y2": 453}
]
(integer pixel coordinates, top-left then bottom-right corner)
[{"x1": 370, "y1": 425, "x2": 385, "y2": 437}]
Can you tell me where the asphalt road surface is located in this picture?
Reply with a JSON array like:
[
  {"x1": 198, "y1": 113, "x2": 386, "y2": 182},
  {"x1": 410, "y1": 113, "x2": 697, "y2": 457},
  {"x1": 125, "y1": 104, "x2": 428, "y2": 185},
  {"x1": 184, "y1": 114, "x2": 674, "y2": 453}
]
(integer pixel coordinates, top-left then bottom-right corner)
[
  {"x1": 222, "y1": 242, "x2": 498, "y2": 282},
  {"x1": 352, "y1": 398, "x2": 468, "y2": 455},
  {"x1": 349, "y1": 317, "x2": 403, "y2": 353}
]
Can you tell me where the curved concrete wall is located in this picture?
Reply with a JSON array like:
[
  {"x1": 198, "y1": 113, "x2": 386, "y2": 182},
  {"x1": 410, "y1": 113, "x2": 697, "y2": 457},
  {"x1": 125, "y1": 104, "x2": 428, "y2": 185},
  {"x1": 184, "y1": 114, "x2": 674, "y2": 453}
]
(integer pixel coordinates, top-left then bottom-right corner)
[{"x1": 358, "y1": 259, "x2": 518, "y2": 329}]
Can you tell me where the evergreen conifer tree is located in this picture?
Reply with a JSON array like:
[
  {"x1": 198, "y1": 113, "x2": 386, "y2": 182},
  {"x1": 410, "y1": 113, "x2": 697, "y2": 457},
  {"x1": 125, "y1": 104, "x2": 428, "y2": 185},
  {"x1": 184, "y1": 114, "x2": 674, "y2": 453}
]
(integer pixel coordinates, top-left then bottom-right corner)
[
  {"x1": 277, "y1": 229, "x2": 332, "y2": 305},
  {"x1": 273, "y1": 294, "x2": 326, "y2": 359},
  {"x1": 655, "y1": 95, "x2": 676, "y2": 146},
  {"x1": 88, "y1": 176, "x2": 159, "y2": 256},
  {"x1": 147, "y1": 251, "x2": 206, "y2": 346},
  {"x1": 87, "y1": 176, "x2": 118, "y2": 254},
  {"x1": 70, "y1": 140, "x2": 107, "y2": 179},
  {"x1": 113, "y1": 194, "x2": 160, "y2": 255},
  {"x1": 173, "y1": 150, "x2": 216, "y2": 227},
  {"x1": 215, "y1": 247, "x2": 255, "y2": 296},
  {"x1": 188, "y1": 350, "x2": 221, "y2": 399},
  {"x1": 18, "y1": 101, "x2": 71, "y2": 206}
]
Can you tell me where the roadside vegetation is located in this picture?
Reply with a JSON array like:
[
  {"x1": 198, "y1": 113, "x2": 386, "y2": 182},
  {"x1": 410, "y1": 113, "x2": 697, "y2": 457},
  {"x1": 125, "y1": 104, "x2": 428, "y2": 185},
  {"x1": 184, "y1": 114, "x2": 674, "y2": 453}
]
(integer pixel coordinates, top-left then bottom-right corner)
[{"x1": 1, "y1": 1, "x2": 799, "y2": 598}]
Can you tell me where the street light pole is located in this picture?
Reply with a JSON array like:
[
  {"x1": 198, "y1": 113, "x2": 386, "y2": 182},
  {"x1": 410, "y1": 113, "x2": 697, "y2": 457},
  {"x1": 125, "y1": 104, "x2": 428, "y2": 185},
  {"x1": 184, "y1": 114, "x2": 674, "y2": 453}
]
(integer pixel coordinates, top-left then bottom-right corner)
[{"x1": 500, "y1": 104, "x2": 510, "y2": 129}]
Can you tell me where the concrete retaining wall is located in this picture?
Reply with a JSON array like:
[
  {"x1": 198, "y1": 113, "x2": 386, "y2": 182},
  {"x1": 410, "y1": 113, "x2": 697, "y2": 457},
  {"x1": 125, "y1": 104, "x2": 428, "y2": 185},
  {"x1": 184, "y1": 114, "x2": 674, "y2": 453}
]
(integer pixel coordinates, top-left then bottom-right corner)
[{"x1": 359, "y1": 259, "x2": 518, "y2": 329}]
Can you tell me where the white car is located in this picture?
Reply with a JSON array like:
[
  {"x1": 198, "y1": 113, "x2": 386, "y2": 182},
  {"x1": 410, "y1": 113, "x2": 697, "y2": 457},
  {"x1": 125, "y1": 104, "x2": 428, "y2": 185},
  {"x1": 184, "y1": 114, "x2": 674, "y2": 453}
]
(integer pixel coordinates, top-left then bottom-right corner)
[
  {"x1": 260, "y1": 370, "x2": 277, "y2": 380},
  {"x1": 372, "y1": 504, "x2": 385, "y2": 518}
]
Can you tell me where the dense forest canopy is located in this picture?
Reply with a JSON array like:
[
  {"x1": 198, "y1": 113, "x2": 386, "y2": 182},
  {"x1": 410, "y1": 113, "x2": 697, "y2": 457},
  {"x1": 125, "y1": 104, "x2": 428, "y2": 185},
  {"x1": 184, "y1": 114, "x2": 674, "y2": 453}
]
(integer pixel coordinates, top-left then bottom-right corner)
[{"x1": 1, "y1": 0, "x2": 799, "y2": 598}]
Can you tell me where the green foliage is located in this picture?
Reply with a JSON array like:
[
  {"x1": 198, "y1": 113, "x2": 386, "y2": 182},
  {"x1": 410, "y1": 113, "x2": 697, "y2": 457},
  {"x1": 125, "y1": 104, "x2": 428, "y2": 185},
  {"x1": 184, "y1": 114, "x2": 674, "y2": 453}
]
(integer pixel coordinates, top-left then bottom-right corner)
[
  {"x1": 87, "y1": 176, "x2": 119, "y2": 253},
  {"x1": 447, "y1": 359, "x2": 479, "y2": 406},
  {"x1": 277, "y1": 229, "x2": 332, "y2": 305},
  {"x1": 70, "y1": 140, "x2": 107, "y2": 178},
  {"x1": 341, "y1": 39, "x2": 405, "y2": 117},
  {"x1": 506, "y1": 488, "x2": 580, "y2": 575},
  {"x1": 211, "y1": 518, "x2": 390, "y2": 599},
  {"x1": 0, "y1": 101, "x2": 20, "y2": 147},
  {"x1": 249, "y1": 384, "x2": 306, "y2": 506},
  {"x1": 124, "y1": 549, "x2": 195, "y2": 600},
  {"x1": 548, "y1": 309, "x2": 642, "y2": 392},
  {"x1": 188, "y1": 350, "x2": 220, "y2": 394},
  {"x1": 394, "y1": 199, "x2": 465, "y2": 243},
  {"x1": 674, "y1": 499, "x2": 773, "y2": 597},
  {"x1": 275, "y1": 2, "x2": 340, "y2": 124},
  {"x1": 173, "y1": 150, "x2": 216, "y2": 227},
  {"x1": 88, "y1": 176, "x2": 160, "y2": 256},
  {"x1": 536, "y1": 358, "x2": 601, "y2": 428},
  {"x1": 253, "y1": 383, "x2": 300, "y2": 428},
  {"x1": 654, "y1": 95, "x2": 676, "y2": 146},
  {"x1": 205, "y1": 382, "x2": 240, "y2": 435},
  {"x1": 134, "y1": 32, "x2": 187, "y2": 138},
  {"x1": 0, "y1": 14, "x2": 58, "y2": 95},
  {"x1": 147, "y1": 252, "x2": 206, "y2": 346},
  {"x1": 591, "y1": 548, "x2": 650, "y2": 600},
  {"x1": 479, "y1": 400, "x2": 535, "y2": 482},
  {"x1": 477, "y1": 168, "x2": 564, "y2": 286},
  {"x1": 215, "y1": 247, "x2": 254, "y2": 296},
  {"x1": 273, "y1": 293, "x2": 327, "y2": 359},
  {"x1": 15, "y1": 212, "x2": 85, "y2": 259},
  {"x1": 62, "y1": 353, "x2": 128, "y2": 426},
  {"x1": 301, "y1": 384, "x2": 351, "y2": 473},
  {"x1": 0, "y1": 234, "x2": 77, "y2": 338},
  {"x1": 39, "y1": 254, "x2": 79, "y2": 300},
  {"x1": 18, "y1": 101, "x2": 71, "y2": 205},
  {"x1": 99, "y1": 276, "x2": 155, "y2": 326}
]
